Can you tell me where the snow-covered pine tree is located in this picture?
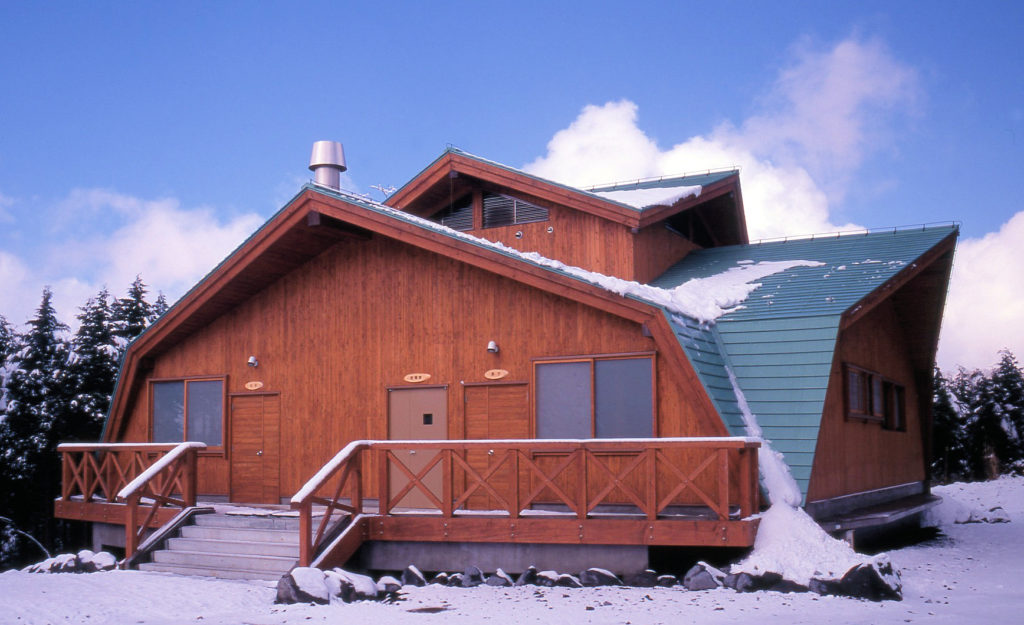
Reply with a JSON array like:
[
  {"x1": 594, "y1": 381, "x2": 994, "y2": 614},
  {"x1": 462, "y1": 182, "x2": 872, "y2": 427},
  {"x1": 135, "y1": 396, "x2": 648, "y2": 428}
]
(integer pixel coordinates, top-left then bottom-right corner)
[
  {"x1": 0, "y1": 314, "x2": 14, "y2": 415},
  {"x1": 0, "y1": 288, "x2": 72, "y2": 567},
  {"x1": 111, "y1": 276, "x2": 154, "y2": 356},
  {"x1": 953, "y1": 366, "x2": 1013, "y2": 480},
  {"x1": 151, "y1": 292, "x2": 169, "y2": 322},
  {"x1": 990, "y1": 350, "x2": 1024, "y2": 473},
  {"x1": 63, "y1": 289, "x2": 119, "y2": 443},
  {"x1": 932, "y1": 367, "x2": 970, "y2": 483}
]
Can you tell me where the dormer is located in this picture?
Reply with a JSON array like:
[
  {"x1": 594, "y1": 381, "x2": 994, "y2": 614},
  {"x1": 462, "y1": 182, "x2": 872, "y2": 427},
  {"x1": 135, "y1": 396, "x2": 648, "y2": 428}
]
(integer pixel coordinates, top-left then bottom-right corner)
[{"x1": 386, "y1": 148, "x2": 748, "y2": 283}]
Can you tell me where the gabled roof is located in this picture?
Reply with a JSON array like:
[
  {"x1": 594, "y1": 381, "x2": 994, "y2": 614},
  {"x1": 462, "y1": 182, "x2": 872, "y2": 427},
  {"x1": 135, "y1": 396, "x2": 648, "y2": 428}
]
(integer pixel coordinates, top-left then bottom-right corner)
[
  {"x1": 104, "y1": 182, "x2": 725, "y2": 440},
  {"x1": 652, "y1": 226, "x2": 959, "y2": 501},
  {"x1": 386, "y1": 147, "x2": 746, "y2": 236}
]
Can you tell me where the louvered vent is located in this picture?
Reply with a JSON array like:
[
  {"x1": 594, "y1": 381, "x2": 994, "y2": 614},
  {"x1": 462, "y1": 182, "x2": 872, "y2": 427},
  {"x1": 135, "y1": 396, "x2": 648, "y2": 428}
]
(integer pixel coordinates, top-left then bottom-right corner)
[
  {"x1": 483, "y1": 192, "x2": 548, "y2": 228},
  {"x1": 431, "y1": 197, "x2": 474, "y2": 231}
]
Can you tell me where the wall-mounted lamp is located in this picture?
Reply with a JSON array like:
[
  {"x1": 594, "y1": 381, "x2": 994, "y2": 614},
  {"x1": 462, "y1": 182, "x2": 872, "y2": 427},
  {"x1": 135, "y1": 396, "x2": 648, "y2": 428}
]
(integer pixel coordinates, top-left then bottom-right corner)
[
  {"x1": 486, "y1": 341, "x2": 499, "y2": 354},
  {"x1": 247, "y1": 356, "x2": 259, "y2": 368}
]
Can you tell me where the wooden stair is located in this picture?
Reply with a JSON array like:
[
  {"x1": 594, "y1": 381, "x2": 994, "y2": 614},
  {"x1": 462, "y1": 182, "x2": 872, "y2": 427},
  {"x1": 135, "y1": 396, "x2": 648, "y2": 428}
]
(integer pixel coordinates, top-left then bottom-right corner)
[{"x1": 138, "y1": 511, "x2": 300, "y2": 581}]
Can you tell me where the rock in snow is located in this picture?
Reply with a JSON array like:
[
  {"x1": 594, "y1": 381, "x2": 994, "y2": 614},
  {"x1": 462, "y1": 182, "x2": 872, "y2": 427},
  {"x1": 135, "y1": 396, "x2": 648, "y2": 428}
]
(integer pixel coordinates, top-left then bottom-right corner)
[
  {"x1": 23, "y1": 551, "x2": 118, "y2": 574},
  {"x1": 683, "y1": 562, "x2": 725, "y2": 591},
  {"x1": 579, "y1": 568, "x2": 622, "y2": 587},
  {"x1": 401, "y1": 565, "x2": 427, "y2": 587},
  {"x1": 485, "y1": 568, "x2": 514, "y2": 587},
  {"x1": 276, "y1": 567, "x2": 330, "y2": 605}
]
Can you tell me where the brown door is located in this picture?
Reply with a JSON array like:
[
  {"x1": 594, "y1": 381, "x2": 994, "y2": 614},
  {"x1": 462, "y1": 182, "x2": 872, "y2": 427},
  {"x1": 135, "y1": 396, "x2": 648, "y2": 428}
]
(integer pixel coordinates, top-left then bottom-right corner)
[
  {"x1": 387, "y1": 386, "x2": 447, "y2": 509},
  {"x1": 464, "y1": 384, "x2": 529, "y2": 509},
  {"x1": 230, "y1": 394, "x2": 281, "y2": 504}
]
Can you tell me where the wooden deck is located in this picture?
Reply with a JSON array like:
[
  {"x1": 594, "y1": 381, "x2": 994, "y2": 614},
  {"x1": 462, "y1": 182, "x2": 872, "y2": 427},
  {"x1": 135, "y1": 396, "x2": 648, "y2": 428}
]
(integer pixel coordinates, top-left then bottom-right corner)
[{"x1": 291, "y1": 438, "x2": 762, "y2": 568}]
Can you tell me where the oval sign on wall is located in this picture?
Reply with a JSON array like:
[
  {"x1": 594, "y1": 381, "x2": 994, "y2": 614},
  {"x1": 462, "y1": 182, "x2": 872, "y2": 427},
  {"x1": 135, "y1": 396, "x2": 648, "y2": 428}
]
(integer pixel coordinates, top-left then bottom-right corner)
[
  {"x1": 244, "y1": 381, "x2": 264, "y2": 391},
  {"x1": 403, "y1": 373, "x2": 432, "y2": 384},
  {"x1": 484, "y1": 369, "x2": 509, "y2": 380}
]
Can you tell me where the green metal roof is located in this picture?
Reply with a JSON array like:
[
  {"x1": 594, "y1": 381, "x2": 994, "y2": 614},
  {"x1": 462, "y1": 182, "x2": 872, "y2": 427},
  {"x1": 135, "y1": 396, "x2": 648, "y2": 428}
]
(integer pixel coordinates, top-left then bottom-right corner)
[{"x1": 654, "y1": 225, "x2": 957, "y2": 502}]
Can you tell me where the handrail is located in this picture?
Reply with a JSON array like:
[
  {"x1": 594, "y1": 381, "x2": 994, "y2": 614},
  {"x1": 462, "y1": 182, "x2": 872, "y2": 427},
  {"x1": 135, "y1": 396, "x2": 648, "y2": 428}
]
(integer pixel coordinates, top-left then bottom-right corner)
[
  {"x1": 117, "y1": 442, "x2": 206, "y2": 500},
  {"x1": 292, "y1": 437, "x2": 760, "y2": 566}
]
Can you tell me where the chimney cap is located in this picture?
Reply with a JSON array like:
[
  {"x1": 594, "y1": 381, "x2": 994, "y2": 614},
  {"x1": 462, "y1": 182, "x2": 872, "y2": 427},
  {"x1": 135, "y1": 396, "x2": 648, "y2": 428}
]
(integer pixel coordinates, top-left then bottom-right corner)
[{"x1": 309, "y1": 140, "x2": 347, "y2": 172}]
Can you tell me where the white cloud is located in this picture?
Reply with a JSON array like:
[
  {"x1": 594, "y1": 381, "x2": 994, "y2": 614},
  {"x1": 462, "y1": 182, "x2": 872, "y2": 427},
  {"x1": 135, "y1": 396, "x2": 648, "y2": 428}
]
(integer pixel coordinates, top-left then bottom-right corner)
[
  {"x1": 1, "y1": 189, "x2": 263, "y2": 330},
  {"x1": 938, "y1": 212, "x2": 1024, "y2": 371},
  {"x1": 525, "y1": 37, "x2": 918, "y2": 241},
  {"x1": 525, "y1": 36, "x2": 1019, "y2": 370}
]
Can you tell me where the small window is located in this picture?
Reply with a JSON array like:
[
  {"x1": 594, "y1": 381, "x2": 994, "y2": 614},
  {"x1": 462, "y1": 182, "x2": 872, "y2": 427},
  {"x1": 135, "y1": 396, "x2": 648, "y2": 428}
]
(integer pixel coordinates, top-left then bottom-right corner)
[
  {"x1": 884, "y1": 383, "x2": 906, "y2": 431},
  {"x1": 482, "y1": 192, "x2": 549, "y2": 228},
  {"x1": 151, "y1": 378, "x2": 225, "y2": 446},
  {"x1": 844, "y1": 364, "x2": 905, "y2": 429}
]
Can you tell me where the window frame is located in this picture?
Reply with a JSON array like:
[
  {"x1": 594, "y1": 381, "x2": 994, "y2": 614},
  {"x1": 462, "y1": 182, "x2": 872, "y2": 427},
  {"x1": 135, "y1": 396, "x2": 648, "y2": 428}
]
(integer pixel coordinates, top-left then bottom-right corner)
[
  {"x1": 843, "y1": 364, "x2": 906, "y2": 430},
  {"x1": 532, "y1": 352, "x2": 657, "y2": 439},
  {"x1": 148, "y1": 375, "x2": 228, "y2": 455}
]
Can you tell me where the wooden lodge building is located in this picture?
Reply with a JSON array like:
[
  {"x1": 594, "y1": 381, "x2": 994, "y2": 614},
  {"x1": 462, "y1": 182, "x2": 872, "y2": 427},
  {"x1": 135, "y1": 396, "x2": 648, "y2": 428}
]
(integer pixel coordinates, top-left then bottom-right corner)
[{"x1": 54, "y1": 143, "x2": 957, "y2": 578}]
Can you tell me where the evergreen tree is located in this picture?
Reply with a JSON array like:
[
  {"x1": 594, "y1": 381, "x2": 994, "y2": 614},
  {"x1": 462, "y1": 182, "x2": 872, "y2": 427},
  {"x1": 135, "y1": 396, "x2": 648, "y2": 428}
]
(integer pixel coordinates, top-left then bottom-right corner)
[
  {"x1": 111, "y1": 276, "x2": 153, "y2": 350},
  {"x1": 990, "y1": 350, "x2": 1024, "y2": 472},
  {"x1": 150, "y1": 292, "x2": 169, "y2": 322},
  {"x1": 0, "y1": 314, "x2": 14, "y2": 413},
  {"x1": 0, "y1": 288, "x2": 72, "y2": 567},
  {"x1": 64, "y1": 289, "x2": 119, "y2": 443},
  {"x1": 931, "y1": 367, "x2": 970, "y2": 482}
]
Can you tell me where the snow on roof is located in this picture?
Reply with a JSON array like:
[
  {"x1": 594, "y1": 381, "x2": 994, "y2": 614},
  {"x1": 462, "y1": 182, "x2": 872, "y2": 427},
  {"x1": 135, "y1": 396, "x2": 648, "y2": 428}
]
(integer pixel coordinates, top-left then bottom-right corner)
[
  {"x1": 311, "y1": 183, "x2": 820, "y2": 325},
  {"x1": 589, "y1": 185, "x2": 701, "y2": 209}
]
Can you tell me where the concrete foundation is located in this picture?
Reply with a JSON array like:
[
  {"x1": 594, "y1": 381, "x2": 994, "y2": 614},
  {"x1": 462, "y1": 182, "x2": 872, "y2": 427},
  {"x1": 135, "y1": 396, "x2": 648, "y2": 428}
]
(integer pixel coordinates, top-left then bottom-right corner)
[
  {"x1": 354, "y1": 541, "x2": 648, "y2": 575},
  {"x1": 91, "y1": 522, "x2": 125, "y2": 553}
]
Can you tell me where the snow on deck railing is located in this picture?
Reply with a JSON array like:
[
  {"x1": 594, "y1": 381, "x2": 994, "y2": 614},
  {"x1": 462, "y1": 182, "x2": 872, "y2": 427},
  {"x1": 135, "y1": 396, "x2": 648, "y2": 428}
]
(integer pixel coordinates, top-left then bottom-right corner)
[
  {"x1": 116, "y1": 441, "x2": 206, "y2": 500},
  {"x1": 291, "y1": 439, "x2": 368, "y2": 504}
]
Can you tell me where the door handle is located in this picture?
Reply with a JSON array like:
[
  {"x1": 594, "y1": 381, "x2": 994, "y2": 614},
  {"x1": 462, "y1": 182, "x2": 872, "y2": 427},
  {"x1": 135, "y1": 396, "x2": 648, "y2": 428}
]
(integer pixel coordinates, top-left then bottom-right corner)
[{"x1": 256, "y1": 450, "x2": 263, "y2": 456}]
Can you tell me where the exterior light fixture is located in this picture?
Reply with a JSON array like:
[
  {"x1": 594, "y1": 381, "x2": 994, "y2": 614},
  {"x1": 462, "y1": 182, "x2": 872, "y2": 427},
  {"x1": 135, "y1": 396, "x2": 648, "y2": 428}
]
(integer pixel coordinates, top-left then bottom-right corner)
[
  {"x1": 487, "y1": 341, "x2": 499, "y2": 354},
  {"x1": 247, "y1": 356, "x2": 259, "y2": 367}
]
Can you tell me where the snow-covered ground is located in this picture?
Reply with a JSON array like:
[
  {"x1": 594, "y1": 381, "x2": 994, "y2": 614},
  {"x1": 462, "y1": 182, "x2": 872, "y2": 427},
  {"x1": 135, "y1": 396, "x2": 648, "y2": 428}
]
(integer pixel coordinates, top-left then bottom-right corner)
[{"x1": 1, "y1": 476, "x2": 1021, "y2": 625}]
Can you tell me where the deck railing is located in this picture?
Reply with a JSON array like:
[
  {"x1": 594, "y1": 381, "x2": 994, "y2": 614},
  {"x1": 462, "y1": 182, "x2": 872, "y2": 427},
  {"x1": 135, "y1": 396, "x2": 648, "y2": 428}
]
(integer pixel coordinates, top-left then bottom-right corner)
[
  {"x1": 56, "y1": 442, "x2": 205, "y2": 559},
  {"x1": 291, "y1": 438, "x2": 760, "y2": 567}
]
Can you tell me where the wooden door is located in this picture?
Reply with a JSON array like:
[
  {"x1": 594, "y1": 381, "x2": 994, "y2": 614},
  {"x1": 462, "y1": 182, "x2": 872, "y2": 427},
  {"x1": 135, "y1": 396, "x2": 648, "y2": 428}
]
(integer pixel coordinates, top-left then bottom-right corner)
[
  {"x1": 230, "y1": 394, "x2": 281, "y2": 504},
  {"x1": 464, "y1": 383, "x2": 529, "y2": 509},
  {"x1": 388, "y1": 387, "x2": 447, "y2": 509}
]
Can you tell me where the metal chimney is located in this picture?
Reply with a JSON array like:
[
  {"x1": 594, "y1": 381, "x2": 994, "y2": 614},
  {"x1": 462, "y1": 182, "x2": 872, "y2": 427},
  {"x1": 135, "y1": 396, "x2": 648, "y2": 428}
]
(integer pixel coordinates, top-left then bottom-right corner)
[{"x1": 309, "y1": 140, "x2": 347, "y2": 189}]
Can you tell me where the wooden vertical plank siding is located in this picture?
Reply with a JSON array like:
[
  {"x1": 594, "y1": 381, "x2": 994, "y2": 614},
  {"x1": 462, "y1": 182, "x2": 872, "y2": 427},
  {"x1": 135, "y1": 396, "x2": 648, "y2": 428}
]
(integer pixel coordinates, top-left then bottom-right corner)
[{"x1": 106, "y1": 209, "x2": 724, "y2": 501}]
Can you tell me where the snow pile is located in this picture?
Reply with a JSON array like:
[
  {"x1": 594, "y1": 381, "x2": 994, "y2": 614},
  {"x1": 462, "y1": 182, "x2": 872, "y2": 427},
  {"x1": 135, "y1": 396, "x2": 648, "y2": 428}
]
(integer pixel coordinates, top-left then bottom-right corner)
[
  {"x1": 732, "y1": 504, "x2": 865, "y2": 586},
  {"x1": 590, "y1": 185, "x2": 701, "y2": 209}
]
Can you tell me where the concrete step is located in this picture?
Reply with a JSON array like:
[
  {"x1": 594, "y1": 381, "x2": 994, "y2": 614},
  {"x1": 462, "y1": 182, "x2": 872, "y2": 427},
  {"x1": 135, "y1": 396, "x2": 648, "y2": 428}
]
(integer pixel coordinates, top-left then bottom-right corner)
[
  {"x1": 138, "y1": 561, "x2": 283, "y2": 581},
  {"x1": 166, "y1": 537, "x2": 300, "y2": 558},
  {"x1": 180, "y1": 525, "x2": 300, "y2": 544},
  {"x1": 151, "y1": 549, "x2": 296, "y2": 574},
  {"x1": 194, "y1": 513, "x2": 303, "y2": 531}
]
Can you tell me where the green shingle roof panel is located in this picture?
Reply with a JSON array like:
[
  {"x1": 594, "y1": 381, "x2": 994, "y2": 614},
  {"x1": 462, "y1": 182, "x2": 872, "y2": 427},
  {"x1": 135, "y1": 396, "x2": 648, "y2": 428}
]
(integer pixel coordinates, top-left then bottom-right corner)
[{"x1": 658, "y1": 226, "x2": 956, "y2": 504}]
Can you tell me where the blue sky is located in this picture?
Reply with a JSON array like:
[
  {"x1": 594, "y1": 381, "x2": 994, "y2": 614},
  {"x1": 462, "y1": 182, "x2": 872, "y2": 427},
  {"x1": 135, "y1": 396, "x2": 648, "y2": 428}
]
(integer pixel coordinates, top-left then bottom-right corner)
[{"x1": 1, "y1": 1, "x2": 1021, "y2": 370}]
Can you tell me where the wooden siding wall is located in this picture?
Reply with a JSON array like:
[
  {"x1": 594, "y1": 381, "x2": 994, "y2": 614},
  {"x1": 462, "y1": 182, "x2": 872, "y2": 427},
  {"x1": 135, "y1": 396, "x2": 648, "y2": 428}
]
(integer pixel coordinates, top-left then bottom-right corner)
[
  {"x1": 807, "y1": 298, "x2": 925, "y2": 502},
  {"x1": 119, "y1": 234, "x2": 720, "y2": 499},
  {"x1": 452, "y1": 193, "x2": 696, "y2": 283}
]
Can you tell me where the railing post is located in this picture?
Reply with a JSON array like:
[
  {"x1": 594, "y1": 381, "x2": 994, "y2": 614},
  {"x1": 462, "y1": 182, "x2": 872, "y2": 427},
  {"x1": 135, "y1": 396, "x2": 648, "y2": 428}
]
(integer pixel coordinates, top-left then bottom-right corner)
[
  {"x1": 441, "y1": 449, "x2": 452, "y2": 517},
  {"x1": 738, "y1": 448, "x2": 754, "y2": 517},
  {"x1": 124, "y1": 493, "x2": 139, "y2": 562},
  {"x1": 353, "y1": 451, "x2": 363, "y2": 516},
  {"x1": 60, "y1": 450, "x2": 72, "y2": 500},
  {"x1": 299, "y1": 500, "x2": 312, "y2": 567},
  {"x1": 184, "y1": 449, "x2": 198, "y2": 507},
  {"x1": 577, "y1": 448, "x2": 587, "y2": 520},
  {"x1": 377, "y1": 448, "x2": 390, "y2": 515},
  {"x1": 646, "y1": 447, "x2": 657, "y2": 521},
  {"x1": 510, "y1": 449, "x2": 520, "y2": 518},
  {"x1": 718, "y1": 448, "x2": 729, "y2": 520}
]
